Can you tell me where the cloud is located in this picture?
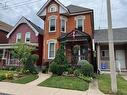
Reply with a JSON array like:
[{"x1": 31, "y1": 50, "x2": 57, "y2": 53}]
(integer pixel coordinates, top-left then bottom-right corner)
[{"x1": 0, "y1": 0, "x2": 127, "y2": 29}]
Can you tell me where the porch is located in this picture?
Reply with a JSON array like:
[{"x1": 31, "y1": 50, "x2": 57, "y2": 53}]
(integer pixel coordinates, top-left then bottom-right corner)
[
  {"x1": 96, "y1": 43, "x2": 127, "y2": 71},
  {"x1": 58, "y1": 29, "x2": 92, "y2": 64}
]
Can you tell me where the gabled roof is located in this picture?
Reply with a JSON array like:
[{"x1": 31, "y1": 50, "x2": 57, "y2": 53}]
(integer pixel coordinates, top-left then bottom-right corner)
[
  {"x1": 66, "y1": 5, "x2": 93, "y2": 14},
  {"x1": 7, "y1": 17, "x2": 43, "y2": 38},
  {"x1": 37, "y1": 0, "x2": 93, "y2": 16},
  {"x1": 37, "y1": 0, "x2": 69, "y2": 16},
  {"x1": 58, "y1": 29, "x2": 91, "y2": 43},
  {"x1": 94, "y1": 28, "x2": 127, "y2": 43},
  {"x1": 0, "y1": 21, "x2": 13, "y2": 32}
]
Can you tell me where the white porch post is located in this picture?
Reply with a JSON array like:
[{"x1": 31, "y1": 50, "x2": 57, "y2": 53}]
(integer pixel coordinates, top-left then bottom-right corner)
[
  {"x1": 8, "y1": 51, "x2": 10, "y2": 65},
  {"x1": 2, "y1": 49, "x2": 6, "y2": 59},
  {"x1": 97, "y1": 44, "x2": 101, "y2": 71},
  {"x1": 78, "y1": 46, "x2": 81, "y2": 61}
]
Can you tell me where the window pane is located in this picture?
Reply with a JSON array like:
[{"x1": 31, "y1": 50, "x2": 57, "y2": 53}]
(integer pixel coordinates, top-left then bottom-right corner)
[
  {"x1": 50, "y1": 19, "x2": 55, "y2": 31},
  {"x1": 61, "y1": 19, "x2": 65, "y2": 32},
  {"x1": 78, "y1": 19, "x2": 83, "y2": 31},
  {"x1": 49, "y1": 43, "x2": 55, "y2": 57},
  {"x1": 17, "y1": 33, "x2": 21, "y2": 42},
  {"x1": 25, "y1": 32, "x2": 30, "y2": 42}
]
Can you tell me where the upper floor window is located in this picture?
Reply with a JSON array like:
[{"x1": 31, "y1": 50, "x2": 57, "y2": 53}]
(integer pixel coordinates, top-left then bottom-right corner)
[
  {"x1": 16, "y1": 33, "x2": 21, "y2": 43},
  {"x1": 77, "y1": 19, "x2": 83, "y2": 31},
  {"x1": 25, "y1": 32, "x2": 30, "y2": 43},
  {"x1": 49, "y1": 16, "x2": 57, "y2": 32},
  {"x1": 61, "y1": 19, "x2": 66, "y2": 32},
  {"x1": 75, "y1": 16, "x2": 85, "y2": 31},
  {"x1": 48, "y1": 4, "x2": 58, "y2": 13}
]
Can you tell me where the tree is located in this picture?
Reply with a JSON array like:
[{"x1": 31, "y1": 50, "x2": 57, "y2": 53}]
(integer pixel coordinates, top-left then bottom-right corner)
[{"x1": 11, "y1": 43, "x2": 38, "y2": 74}]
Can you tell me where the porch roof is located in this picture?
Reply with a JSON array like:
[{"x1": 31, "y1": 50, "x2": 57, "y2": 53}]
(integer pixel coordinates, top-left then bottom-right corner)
[
  {"x1": 58, "y1": 29, "x2": 91, "y2": 43},
  {"x1": 94, "y1": 28, "x2": 127, "y2": 44}
]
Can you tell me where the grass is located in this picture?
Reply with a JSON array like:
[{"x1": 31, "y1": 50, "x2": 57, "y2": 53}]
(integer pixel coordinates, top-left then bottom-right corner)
[
  {"x1": 98, "y1": 74, "x2": 127, "y2": 95},
  {"x1": 39, "y1": 76, "x2": 89, "y2": 91},
  {"x1": 11, "y1": 74, "x2": 38, "y2": 84}
]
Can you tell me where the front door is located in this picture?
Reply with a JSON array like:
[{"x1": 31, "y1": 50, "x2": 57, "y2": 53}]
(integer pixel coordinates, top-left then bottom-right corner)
[
  {"x1": 116, "y1": 50, "x2": 126, "y2": 69},
  {"x1": 72, "y1": 45, "x2": 87, "y2": 64}
]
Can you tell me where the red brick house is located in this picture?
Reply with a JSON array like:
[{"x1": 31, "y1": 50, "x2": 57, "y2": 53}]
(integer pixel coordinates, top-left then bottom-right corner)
[
  {"x1": 0, "y1": 17, "x2": 43, "y2": 66},
  {"x1": 37, "y1": 0, "x2": 94, "y2": 65},
  {"x1": 0, "y1": 21, "x2": 13, "y2": 66}
]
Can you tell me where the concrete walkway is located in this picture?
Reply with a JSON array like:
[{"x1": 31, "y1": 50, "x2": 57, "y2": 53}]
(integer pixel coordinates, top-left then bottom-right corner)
[
  {"x1": 0, "y1": 73, "x2": 107, "y2": 95},
  {"x1": 86, "y1": 80, "x2": 108, "y2": 95},
  {"x1": 122, "y1": 76, "x2": 127, "y2": 81},
  {"x1": 25, "y1": 73, "x2": 51, "y2": 86}
]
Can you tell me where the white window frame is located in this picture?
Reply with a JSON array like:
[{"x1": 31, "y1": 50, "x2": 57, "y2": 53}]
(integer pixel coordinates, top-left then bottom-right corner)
[
  {"x1": 16, "y1": 33, "x2": 21, "y2": 43},
  {"x1": 48, "y1": 40, "x2": 56, "y2": 59},
  {"x1": 61, "y1": 18, "x2": 67, "y2": 33},
  {"x1": 25, "y1": 32, "x2": 31, "y2": 43},
  {"x1": 101, "y1": 50, "x2": 109, "y2": 58},
  {"x1": 49, "y1": 16, "x2": 57, "y2": 32},
  {"x1": 75, "y1": 16, "x2": 85, "y2": 31},
  {"x1": 48, "y1": 4, "x2": 58, "y2": 13}
]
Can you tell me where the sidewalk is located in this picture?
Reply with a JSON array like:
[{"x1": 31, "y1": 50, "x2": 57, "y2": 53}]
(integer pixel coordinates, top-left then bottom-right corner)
[{"x1": 0, "y1": 73, "x2": 107, "y2": 95}]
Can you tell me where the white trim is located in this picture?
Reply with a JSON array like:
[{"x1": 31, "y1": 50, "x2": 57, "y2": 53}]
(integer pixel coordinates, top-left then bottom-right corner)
[
  {"x1": 7, "y1": 17, "x2": 39, "y2": 38},
  {"x1": 25, "y1": 32, "x2": 31, "y2": 43},
  {"x1": 48, "y1": 4, "x2": 58, "y2": 13},
  {"x1": 48, "y1": 16, "x2": 57, "y2": 32},
  {"x1": 61, "y1": 17, "x2": 67, "y2": 33},
  {"x1": 47, "y1": 39, "x2": 57, "y2": 59},
  {"x1": 16, "y1": 33, "x2": 21, "y2": 43},
  {"x1": 70, "y1": 11, "x2": 93, "y2": 15},
  {"x1": 75, "y1": 16, "x2": 85, "y2": 31},
  {"x1": 37, "y1": 0, "x2": 69, "y2": 16}
]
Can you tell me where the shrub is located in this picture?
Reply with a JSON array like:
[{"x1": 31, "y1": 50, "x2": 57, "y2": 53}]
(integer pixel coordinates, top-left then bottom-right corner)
[
  {"x1": 80, "y1": 63, "x2": 94, "y2": 77},
  {"x1": 74, "y1": 69, "x2": 81, "y2": 77},
  {"x1": 50, "y1": 62, "x2": 66, "y2": 75},
  {"x1": 5, "y1": 72, "x2": 14, "y2": 79},
  {"x1": 78, "y1": 60, "x2": 89, "y2": 67},
  {"x1": 42, "y1": 66, "x2": 49, "y2": 73},
  {"x1": 50, "y1": 44, "x2": 68, "y2": 75},
  {"x1": 0, "y1": 75, "x2": 6, "y2": 81},
  {"x1": 67, "y1": 67, "x2": 75, "y2": 75}
]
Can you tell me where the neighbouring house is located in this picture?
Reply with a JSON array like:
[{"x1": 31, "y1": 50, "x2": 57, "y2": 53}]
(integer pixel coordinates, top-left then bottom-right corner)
[
  {"x1": 0, "y1": 21, "x2": 13, "y2": 66},
  {"x1": 37, "y1": 0, "x2": 94, "y2": 65},
  {"x1": 94, "y1": 28, "x2": 127, "y2": 72},
  {"x1": 0, "y1": 17, "x2": 43, "y2": 66}
]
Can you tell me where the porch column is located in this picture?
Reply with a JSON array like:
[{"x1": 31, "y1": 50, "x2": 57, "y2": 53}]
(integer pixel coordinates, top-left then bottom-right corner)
[
  {"x1": 78, "y1": 46, "x2": 81, "y2": 61},
  {"x1": 8, "y1": 51, "x2": 10, "y2": 65},
  {"x1": 2, "y1": 49, "x2": 6, "y2": 59},
  {"x1": 97, "y1": 44, "x2": 101, "y2": 71}
]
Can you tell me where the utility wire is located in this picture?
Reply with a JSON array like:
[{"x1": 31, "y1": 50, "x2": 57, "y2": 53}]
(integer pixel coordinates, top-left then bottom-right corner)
[{"x1": 0, "y1": 0, "x2": 42, "y2": 9}]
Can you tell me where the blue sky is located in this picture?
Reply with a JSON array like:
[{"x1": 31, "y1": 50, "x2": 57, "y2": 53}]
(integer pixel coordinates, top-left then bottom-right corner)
[{"x1": 0, "y1": 0, "x2": 127, "y2": 29}]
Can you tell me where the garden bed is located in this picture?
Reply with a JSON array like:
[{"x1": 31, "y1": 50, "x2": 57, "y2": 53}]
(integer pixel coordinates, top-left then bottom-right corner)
[
  {"x1": 39, "y1": 76, "x2": 89, "y2": 91},
  {"x1": 98, "y1": 74, "x2": 127, "y2": 95}
]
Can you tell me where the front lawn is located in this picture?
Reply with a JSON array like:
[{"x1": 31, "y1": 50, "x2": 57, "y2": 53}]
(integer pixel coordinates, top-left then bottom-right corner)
[
  {"x1": 0, "y1": 70, "x2": 17, "y2": 75},
  {"x1": 98, "y1": 74, "x2": 127, "y2": 95},
  {"x1": 39, "y1": 76, "x2": 89, "y2": 91},
  {"x1": 11, "y1": 74, "x2": 38, "y2": 84}
]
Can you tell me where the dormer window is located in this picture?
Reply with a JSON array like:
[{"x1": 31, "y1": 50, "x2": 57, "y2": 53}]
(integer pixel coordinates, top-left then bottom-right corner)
[
  {"x1": 25, "y1": 32, "x2": 30, "y2": 43},
  {"x1": 16, "y1": 33, "x2": 21, "y2": 43},
  {"x1": 75, "y1": 16, "x2": 85, "y2": 31},
  {"x1": 48, "y1": 4, "x2": 58, "y2": 13}
]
